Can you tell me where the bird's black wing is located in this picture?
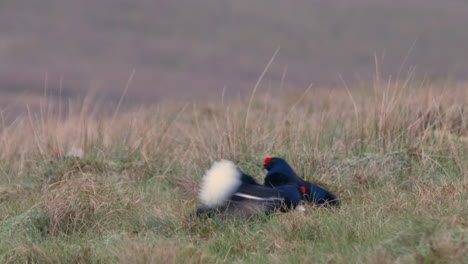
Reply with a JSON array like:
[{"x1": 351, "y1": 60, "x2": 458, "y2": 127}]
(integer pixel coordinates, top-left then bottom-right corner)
[{"x1": 264, "y1": 172, "x2": 291, "y2": 187}]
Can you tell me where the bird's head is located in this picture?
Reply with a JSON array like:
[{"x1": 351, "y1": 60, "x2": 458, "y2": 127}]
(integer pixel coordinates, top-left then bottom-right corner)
[
  {"x1": 263, "y1": 156, "x2": 286, "y2": 170},
  {"x1": 298, "y1": 182, "x2": 312, "y2": 201},
  {"x1": 263, "y1": 156, "x2": 273, "y2": 169}
]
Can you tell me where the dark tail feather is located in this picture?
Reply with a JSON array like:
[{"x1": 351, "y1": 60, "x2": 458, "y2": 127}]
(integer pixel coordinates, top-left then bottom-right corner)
[
  {"x1": 241, "y1": 173, "x2": 261, "y2": 185},
  {"x1": 195, "y1": 183, "x2": 302, "y2": 219},
  {"x1": 307, "y1": 183, "x2": 340, "y2": 207}
]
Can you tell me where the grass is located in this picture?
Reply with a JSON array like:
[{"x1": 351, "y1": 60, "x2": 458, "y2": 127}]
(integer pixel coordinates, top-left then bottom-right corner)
[{"x1": 0, "y1": 80, "x2": 467, "y2": 263}]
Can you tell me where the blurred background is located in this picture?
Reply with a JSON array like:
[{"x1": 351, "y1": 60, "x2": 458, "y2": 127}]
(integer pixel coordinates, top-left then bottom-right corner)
[{"x1": 1, "y1": 0, "x2": 468, "y2": 113}]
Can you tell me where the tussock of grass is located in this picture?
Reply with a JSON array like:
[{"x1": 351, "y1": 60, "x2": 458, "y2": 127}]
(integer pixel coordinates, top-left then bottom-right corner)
[
  {"x1": 0, "y1": 81, "x2": 467, "y2": 263},
  {"x1": 41, "y1": 177, "x2": 140, "y2": 236}
]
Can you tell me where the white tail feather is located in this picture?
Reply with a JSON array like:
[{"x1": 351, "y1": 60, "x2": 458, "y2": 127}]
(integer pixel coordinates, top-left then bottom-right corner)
[{"x1": 199, "y1": 160, "x2": 242, "y2": 207}]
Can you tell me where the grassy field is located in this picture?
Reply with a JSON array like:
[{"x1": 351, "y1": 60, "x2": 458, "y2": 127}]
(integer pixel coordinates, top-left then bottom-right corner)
[{"x1": 0, "y1": 80, "x2": 467, "y2": 263}]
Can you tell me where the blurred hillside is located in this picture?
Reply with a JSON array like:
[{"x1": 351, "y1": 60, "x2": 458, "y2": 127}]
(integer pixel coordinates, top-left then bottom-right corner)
[{"x1": 1, "y1": 0, "x2": 468, "y2": 103}]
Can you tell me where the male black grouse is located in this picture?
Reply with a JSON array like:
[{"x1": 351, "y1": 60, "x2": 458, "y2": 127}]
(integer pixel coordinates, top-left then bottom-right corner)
[
  {"x1": 196, "y1": 160, "x2": 302, "y2": 219},
  {"x1": 263, "y1": 157, "x2": 340, "y2": 206}
]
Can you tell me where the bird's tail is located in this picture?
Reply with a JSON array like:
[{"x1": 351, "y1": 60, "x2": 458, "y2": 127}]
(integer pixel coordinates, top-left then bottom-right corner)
[
  {"x1": 306, "y1": 183, "x2": 340, "y2": 207},
  {"x1": 198, "y1": 160, "x2": 242, "y2": 208}
]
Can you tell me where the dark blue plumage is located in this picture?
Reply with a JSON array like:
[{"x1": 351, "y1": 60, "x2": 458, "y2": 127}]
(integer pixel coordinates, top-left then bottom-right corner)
[
  {"x1": 233, "y1": 178, "x2": 302, "y2": 213},
  {"x1": 196, "y1": 161, "x2": 302, "y2": 219},
  {"x1": 263, "y1": 157, "x2": 340, "y2": 206}
]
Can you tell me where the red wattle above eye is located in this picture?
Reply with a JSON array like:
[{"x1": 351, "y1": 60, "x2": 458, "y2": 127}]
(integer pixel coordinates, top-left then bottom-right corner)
[
  {"x1": 300, "y1": 186, "x2": 307, "y2": 194},
  {"x1": 264, "y1": 157, "x2": 272, "y2": 165}
]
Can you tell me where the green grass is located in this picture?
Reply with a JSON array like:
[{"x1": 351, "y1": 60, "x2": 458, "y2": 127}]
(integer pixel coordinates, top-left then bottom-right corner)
[{"x1": 0, "y1": 82, "x2": 467, "y2": 263}]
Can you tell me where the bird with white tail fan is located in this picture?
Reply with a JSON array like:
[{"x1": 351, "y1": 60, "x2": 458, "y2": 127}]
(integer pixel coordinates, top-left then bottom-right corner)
[
  {"x1": 198, "y1": 160, "x2": 242, "y2": 208},
  {"x1": 196, "y1": 159, "x2": 302, "y2": 219}
]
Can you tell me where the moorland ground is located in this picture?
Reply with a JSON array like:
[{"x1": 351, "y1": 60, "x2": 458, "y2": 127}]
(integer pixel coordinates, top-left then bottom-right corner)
[{"x1": 0, "y1": 80, "x2": 467, "y2": 263}]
